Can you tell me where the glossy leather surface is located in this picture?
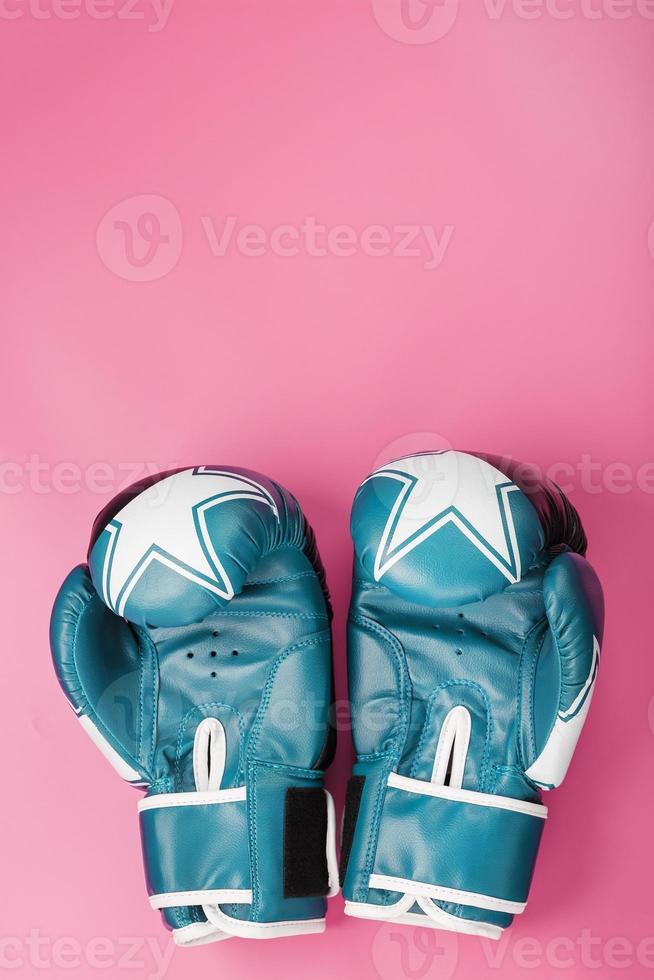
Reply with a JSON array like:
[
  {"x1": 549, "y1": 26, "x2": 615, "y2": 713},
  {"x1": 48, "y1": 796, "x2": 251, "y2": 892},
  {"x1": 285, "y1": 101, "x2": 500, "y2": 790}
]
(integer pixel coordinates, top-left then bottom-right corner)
[
  {"x1": 374, "y1": 782, "x2": 545, "y2": 905},
  {"x1": 343, "y1": 451, "x2": 604, "y2": 933},
  {"x1": 51, "y1": 467, "x2": 334, "y2": 940},
  {"x1": 140, "y1": 797, "x2": 250, "y2": 898}
]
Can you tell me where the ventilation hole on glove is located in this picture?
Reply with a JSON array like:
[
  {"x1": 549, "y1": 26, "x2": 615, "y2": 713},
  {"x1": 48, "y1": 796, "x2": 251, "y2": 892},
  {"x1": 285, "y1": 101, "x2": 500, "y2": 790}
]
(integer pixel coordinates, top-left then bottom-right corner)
[
  {"x1": 457, "y1": 629, "x2": 464, "y2": 636},
  {"x1": 187, "y1": 652, "x2": 194, "y2": 659},
  {"x1": 455, "y1": 648, "x2": 463, "y2": 656},
  {"x1": 211, "y1": 671, "x2": 217, "y2": 678},
  {"x1": 433, "y1": 624, "x2": 441, "y2": 630},
  {"x1": 212, "y1": 630, "x2": 219, "y2": 637},
  {"x1": 481, "y1": 631, "x2": 488, "y2": 637},
  {"x1": 210, "y1": 651, "x2": 217, "y2": 657},
  {"x1": 458, "y1": 613, "x2": 464, "y2": 619},
  {"x1": 232, "y1": 650, "x2": 239, "y2": 656}
]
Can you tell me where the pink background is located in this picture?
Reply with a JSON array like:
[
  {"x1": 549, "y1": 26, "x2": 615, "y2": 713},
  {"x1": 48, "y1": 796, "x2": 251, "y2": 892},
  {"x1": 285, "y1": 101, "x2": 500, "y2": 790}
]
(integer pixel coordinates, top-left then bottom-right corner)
[{"x1": 2, "y1": 1, "x2": 654, "y2": 977}]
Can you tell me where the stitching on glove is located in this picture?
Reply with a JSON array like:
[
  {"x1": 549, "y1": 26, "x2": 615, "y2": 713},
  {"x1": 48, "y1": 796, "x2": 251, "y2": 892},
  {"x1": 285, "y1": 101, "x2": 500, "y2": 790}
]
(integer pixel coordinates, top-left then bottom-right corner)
[
  {"x1": 71, "y1": 587, "x2": 148, "y2": 781},
  {"x1": 352, "y1": 578, "x2": 387, "y2": 591},
  {"x1": 244, "y1": 632, "x2": 331, "y2": 921},
  {"x1": 205, "y1": 609, "x2": 330, "y2": 620},
  {"x1": 69, "y1": 588, "x2": 94, "y2": 716},
  {"x1": 248, "y1": 631, "x2": 331, "y2": 755},
  {"x1": 245, "y1": 571, "x2": 316, "y2": 585},
  {"x1": 371, "y1": 875, "x2": 524, "y2": 913},
  {"x1": 348, "y1": 614, "x2": 412, "y2": 904},
  {"x1": 251, "y1": 760, "x2": 323, "y2": 778},
  {"x1": 348, "y1": 614, "x2": 412, "y2": 753},
  {"x1": 147, "y1": 636, "x2": 158, "y2": 773},
  {"x1": 363, "y1": 751, "x2": 396, "y2": 906},
  {"x1": 133, "y1": 625, "x2": 158, "y2": 773},
  {"x1": 248, "y1": 760, "x2": 260, "y2": 919},
  {"x1": 410, "y1": 681, "x2": 492, "y2": 790},
  {"x1": 137, "y1": 638, "x2": 144, "y2": 762},
  {"x1": 174, "y1": 702, "x2": 246, "y2": 788},
  {"x1": 133, "y1": 624, "x2": 150, "y2": 764},
  {"x1": 529, "y1": 629, "x2": 548, "y2": 762},
  {"x1": 516, "y1": 618, "x2": 548, "y2": 772},
  {"x1": 149, "y1": 776, "x2": 172, "y2": 793}
]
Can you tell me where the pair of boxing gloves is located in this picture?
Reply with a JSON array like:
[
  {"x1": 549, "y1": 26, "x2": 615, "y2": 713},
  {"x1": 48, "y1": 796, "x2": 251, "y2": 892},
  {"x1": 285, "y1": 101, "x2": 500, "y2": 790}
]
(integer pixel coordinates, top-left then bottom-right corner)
[{"x1": 50, "y1": 451, "x2": 604, "y2": 945}]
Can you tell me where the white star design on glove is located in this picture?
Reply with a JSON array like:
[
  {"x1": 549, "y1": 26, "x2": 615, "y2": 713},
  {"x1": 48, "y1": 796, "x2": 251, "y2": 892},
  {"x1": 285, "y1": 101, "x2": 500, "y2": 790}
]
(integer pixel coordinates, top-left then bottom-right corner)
[
  {"x1": 98, "y1": 467, "x2": 278, "y2": 615},
  {"x1": 362, "y1": 451, "x2": 522, "y2": 583}
]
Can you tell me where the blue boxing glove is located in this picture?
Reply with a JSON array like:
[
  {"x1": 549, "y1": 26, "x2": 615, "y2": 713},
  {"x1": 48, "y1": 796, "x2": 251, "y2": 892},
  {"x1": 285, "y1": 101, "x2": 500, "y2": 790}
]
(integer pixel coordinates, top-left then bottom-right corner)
[
  {"x1": 51, "y1": 467, "x2": 337, "y2": 946},
  {"x1": 340, "y1": 451, "x2": 603, "y2": 939}
]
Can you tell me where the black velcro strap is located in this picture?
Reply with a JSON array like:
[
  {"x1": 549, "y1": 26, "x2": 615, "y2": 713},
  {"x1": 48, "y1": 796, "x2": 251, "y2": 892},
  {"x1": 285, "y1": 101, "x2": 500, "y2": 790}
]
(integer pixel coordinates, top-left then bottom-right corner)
[
  {"x1": 283, "y1": 787, "x2": 329, "y2": 898},
  {"x1": 338, "y1": 775, "x2": 365, "y2": 887}
]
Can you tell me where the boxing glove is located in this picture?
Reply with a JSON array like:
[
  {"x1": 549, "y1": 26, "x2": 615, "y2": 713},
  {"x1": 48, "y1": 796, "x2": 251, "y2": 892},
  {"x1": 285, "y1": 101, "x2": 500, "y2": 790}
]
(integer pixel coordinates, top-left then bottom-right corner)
[
  {"x1": 51, "y1": 466, "x2": 337, "y2": 946},
  {"x1": 340, "y1": 451, "x2": 603, "y2": 939}
]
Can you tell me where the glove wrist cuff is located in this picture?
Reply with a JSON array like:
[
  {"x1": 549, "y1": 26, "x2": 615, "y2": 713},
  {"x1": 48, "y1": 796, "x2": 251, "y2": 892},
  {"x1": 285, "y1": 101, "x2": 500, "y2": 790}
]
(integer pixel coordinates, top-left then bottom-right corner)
[
  {"x1": 139, "y1": 788, "x2": 251, "y2": 911},
  {"x1": 139, "y1": 774, "x2": 339, "y2": 942},
  {"x1": 343, "y1": 767, "x2": 547, "y2": 932}
]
